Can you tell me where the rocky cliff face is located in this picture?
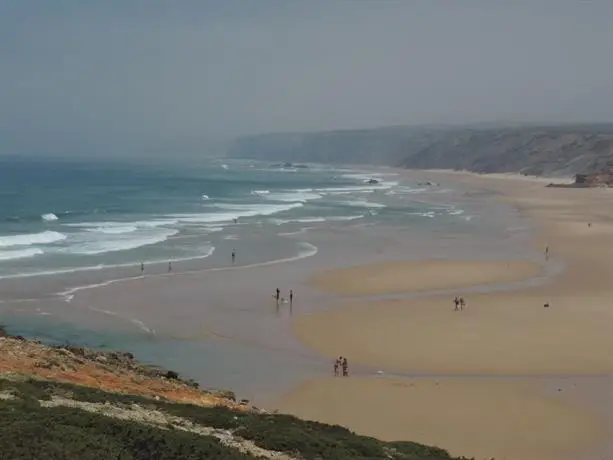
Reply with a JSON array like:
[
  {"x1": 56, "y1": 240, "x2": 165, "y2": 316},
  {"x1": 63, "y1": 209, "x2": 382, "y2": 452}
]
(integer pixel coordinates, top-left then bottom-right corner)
[{"x1": 227, "y1": 124, "x2": 613, "y2": 176}]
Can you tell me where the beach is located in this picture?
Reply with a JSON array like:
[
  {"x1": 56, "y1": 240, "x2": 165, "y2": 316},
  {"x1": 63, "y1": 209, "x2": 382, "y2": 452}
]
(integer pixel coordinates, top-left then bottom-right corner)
[
  {"x1": 275, "y1": 171, "x2": 613, "y2": 460},
  {"x1": 2, "y1": 161, "x2": 611, "y2": 459}
]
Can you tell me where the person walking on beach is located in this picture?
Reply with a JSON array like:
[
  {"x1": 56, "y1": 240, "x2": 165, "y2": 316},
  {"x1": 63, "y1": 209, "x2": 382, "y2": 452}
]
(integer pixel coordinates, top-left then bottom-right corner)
[
  {"x1": 334, "y1": 358, "x2": 339, "y2": 376},
  {"x1": 231, "y1": 248, "x2": 236, "y2": 264},
  {"x1": 141, "y1": 262, "x2": 144, "y2": 275},
  {"x1": 545, "y1": 245, "x2": 550, "y2": 261},
  {"x1": 453, "y1": 296, "x2": 460, "y2": 311},
  {"x1": 275, "y1": 288, "x2": 280, "y2": 303},
  {"x1": 342, "y1": 357, "x2": 348, "y2": 377},
  {"x1": 459, "y1": 297, "x2": 466, "y2": 311},
  {"x1": 289, "y1": 290, "x2": 294, "y2": 305},
  {"x1": 168, "y1": 261, "x2": 172, "y2": 273}
]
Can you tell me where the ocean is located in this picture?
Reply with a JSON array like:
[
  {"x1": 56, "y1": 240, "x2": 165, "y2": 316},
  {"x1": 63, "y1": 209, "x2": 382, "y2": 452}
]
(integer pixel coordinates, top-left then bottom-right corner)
[{"x1": 0, "y1": 155, "x2": 474, "y2": 279}]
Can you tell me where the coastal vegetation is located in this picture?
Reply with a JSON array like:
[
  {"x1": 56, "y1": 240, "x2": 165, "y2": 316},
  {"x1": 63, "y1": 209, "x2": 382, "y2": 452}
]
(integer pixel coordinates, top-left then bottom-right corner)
[{"x1": 0, "y1": 376, "x2": 473, "y2": 460}]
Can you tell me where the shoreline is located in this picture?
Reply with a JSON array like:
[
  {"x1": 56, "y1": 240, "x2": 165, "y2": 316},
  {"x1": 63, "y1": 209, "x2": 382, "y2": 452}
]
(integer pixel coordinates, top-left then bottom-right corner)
[
  {"x1": 274, "y1": 168, "x2": 613, "y2": 460},
  {"x1": 2, "y1": 165, "x2": 600, "y2": 458}
]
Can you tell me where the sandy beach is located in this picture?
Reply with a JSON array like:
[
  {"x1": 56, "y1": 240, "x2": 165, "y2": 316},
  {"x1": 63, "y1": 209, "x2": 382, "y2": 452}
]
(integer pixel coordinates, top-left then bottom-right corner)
[{"x1": 275, "y1": 170, "x2": 613, "y2": 460}]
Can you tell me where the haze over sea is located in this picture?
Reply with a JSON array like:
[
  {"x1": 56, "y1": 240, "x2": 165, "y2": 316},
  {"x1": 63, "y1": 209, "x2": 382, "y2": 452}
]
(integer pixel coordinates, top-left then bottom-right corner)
[{"x1": 0, "y1": 155, "x2": 538, "y2": 400}]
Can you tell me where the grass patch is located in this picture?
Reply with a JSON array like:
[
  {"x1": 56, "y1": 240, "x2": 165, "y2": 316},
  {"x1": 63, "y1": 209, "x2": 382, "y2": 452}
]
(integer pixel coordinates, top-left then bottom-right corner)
[{"x1": 0, "y1": 376, "x2": 475, "y2": 459}]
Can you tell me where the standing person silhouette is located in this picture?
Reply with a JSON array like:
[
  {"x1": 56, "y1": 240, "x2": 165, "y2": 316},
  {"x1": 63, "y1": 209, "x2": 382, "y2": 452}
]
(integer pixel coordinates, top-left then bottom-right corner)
[
  {"x1": 289, "y1": 290, "x2": 294, "y2": 305},
  {"x1": 141, "y1": 262, "x2": 144, "y2": 275},
  {"x1": 231, "y1": 248, "x2": 236, "y2": 264}
]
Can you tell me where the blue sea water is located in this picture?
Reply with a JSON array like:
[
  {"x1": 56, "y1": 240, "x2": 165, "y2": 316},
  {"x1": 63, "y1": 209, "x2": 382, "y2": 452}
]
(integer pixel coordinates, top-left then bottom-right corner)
[{"x1": 0, "y1": 155, "x2": 470, "y2": 279}]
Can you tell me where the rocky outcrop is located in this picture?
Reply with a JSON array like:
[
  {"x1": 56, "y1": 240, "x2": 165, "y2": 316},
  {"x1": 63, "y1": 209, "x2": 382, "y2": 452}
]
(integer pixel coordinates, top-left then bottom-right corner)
[
  {"x1": 574, "y1": 161, "x2": 613, "y2": 187},
  {"x1": 0, "y1": 327, "x2": 243, "y2": 409},
  {"x1": 227, "y1": 124, "x2": 613, "y2": 177}
]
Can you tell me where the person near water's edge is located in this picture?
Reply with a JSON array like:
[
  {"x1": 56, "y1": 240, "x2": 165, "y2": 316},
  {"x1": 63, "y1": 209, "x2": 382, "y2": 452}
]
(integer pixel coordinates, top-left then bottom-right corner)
[
  {"x1": 342, "y1": 357, "x2": 348, "y2": 377},
  {"x1": 275, "y1": 288, "x2": 280, "y2": 302},
  {"x1": 141, "y1": 262, "x2": 144, "y2": 275},
  {"x1": 168, "y1": 261, "x2": 172, "y2": 272},
  {"x1": 333, "y1": 358, "x2": 339, "y2": 376},
  {"x1": 289, "y1": 289, "x2": 293, "y2": 304},
  {"x1": 232, "y1": 248, "x2": 236, "y2": 264}
]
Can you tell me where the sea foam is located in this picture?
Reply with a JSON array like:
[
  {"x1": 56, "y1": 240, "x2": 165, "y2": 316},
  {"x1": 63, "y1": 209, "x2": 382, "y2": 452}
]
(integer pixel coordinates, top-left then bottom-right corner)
[
  {"x1": 41, "y1": 213, "x2": 59, "y2": 222},
  {"x1": 0, "y1": 230, "x2": 67, "y2": 248},
  {"x1": 0, "y1": 248, "x2": 44, "y2": 261},
  {"x1": 59, "y1": 228, "x2": 179, "y2": 255}
]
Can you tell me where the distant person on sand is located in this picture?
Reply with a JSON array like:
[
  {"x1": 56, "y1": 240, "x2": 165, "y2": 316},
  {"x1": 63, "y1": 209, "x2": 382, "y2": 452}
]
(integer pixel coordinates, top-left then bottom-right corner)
[
  {"x1": 545, "y1": 245, "x2": 550, "y2": 260},
  {"x1": 232, "y1": 248, "x2": 236, "y2": 264},
  {"x1": 168, "y1": 261, "x2": 172, "y2": 272},
  {"x1": 342, "y1": 357, "x2": 348, "y2": 377},
  {"x1": 453, "y1": 297, "x2": 460, "y2": 311},
  {"x1": 141, "y1": 262, "x2": 144, "y2": 274},
  {"x1": 334, "y1": 359, "x2": 339, "y2": 376},
  {"x1": 289, "y1": 289, "x2": 294, "y2": 304},
  {"x1": 588, "y1": 222, "x2": 592, "y2": 228},
  {"x1": 276, "y1": 288, "x2": 280, "y2": 302},
  {"x1": 459, "y1": 297, "x2": 465, "y2": 311}
]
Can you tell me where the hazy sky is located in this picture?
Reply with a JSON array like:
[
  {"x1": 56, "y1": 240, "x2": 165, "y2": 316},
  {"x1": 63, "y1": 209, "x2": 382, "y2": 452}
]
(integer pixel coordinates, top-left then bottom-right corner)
[{"x1": 2, "y1": 1, "x2": 613, "y2": 154}]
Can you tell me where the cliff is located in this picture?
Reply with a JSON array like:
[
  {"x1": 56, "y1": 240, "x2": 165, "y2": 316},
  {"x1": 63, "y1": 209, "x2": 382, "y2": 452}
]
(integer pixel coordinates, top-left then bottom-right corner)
[
  {"x1": 227, "y1": 123, "x2": 613, "y2": 177},
  {"x1": 0, "y1": 329, "x2": 471, "y2": 460}
]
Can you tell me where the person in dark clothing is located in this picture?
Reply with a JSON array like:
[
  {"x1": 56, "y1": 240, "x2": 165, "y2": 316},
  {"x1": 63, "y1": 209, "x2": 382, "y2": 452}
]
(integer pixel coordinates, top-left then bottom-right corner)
[
  {"x1": 342, "y1": 357, "x2": 348, "y2": 377},
  {"x1": 289, "y1": 289, "x2": 294, "y2": 304},
  {"x1": 231, "y1": 249, "x2": 236, "y2": 264},
  {"x1": 275, "y1": 288, "x2": 280, "y2": 302}
]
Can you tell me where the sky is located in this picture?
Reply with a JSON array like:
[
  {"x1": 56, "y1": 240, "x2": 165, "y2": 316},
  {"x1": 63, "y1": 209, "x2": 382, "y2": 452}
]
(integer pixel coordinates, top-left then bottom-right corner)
[{"x1": 1, "y1": 1, "x2": 613, "y2": 155}]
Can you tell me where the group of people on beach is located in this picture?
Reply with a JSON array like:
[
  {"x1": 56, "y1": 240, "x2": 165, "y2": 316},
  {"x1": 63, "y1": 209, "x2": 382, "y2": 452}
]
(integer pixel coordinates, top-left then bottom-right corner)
[
  {"x1": 274, "y1": 287, "x2": 294, "y2": 305},
  {"x1": 140, "y1": 261, "x2": 173, "y2": 274},
  {"x1": 334, "y1": 356, "x2": 349, "y2": 377},
  {"x1": 453, "y1": 296, "x2": 466, "y2": 311}
]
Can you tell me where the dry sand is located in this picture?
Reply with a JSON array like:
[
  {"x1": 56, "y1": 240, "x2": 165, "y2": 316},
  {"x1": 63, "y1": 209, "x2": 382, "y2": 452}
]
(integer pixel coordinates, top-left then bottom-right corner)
[
  {"x1": 310, "y1": 259, "x2": 542, "y2": 296},
  {"x1": 277, "y1": 377, "x2": 603, "y2": 460},
  {"x1": 275, "y1": 170, "x2": 613, "y2": 460}
]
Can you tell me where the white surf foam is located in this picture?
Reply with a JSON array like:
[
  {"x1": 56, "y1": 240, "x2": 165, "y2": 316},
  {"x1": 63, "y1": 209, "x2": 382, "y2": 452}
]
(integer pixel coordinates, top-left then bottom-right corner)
[
  {"x1": 0, "y1": 247, "x2": 44, "y2": 261},
  {"x1": 58, "y1": 228, "x2": 179, "y2": 256},
  {"x1": 0, "y1": 230, "x2": 67, "y2": 248},
  {"x1": 172, "y1": 202, "x2": 303, "y2": 224},
  {"x1": 65, "y1": 219, "x2": 178, "y2": 232},
  {"x1": 265, "y1": 191, "x2": 322, "y2": 203},
  {"x1": 250, "y1": 189, "x2": 270, "y2": 196},
  {"x1": 42, "y1": 213, "x2": 59, "y2": 222},
  {"x1": 270, "y1": 214, "x2": 365, "y2": 225},
  {"x1": 340, "y1": 200, "x2": 386, "y2": 209},
  {"x1": 201, "y1": 194, "x2": 210, "y2": 200}
]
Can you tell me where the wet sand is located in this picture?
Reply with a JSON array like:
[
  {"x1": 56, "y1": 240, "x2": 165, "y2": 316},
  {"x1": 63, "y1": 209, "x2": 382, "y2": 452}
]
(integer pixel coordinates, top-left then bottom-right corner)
[{"x1": 275, "y1": 171, "x2": 613, "y2": 460}]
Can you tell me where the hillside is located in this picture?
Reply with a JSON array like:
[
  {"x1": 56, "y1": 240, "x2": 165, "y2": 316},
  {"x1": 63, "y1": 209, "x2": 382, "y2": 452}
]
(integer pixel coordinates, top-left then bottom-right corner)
[
  {"x1": 227, "y1": 124, "x2": 613, "y2": 176},
  {"x1": 0, "y1": 331, "x2": 472, "y2": 460}
]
